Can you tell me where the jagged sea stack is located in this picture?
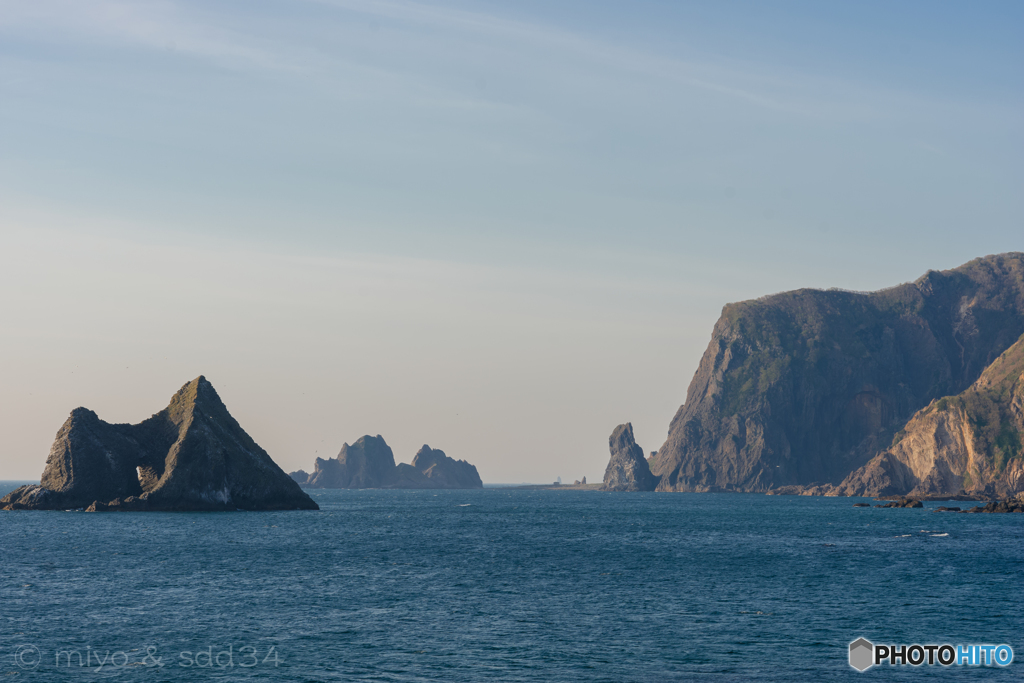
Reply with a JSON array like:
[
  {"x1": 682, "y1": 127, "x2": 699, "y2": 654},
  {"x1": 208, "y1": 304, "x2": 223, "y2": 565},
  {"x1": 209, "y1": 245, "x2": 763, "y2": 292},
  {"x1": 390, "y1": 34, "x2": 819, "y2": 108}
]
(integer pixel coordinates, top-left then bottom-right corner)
[
  {"x1": 407, "y1": 445, "x2": 483, "y2": 488},
  {"x1": 1, "y1": 377, "x2": 318, "y2": 511},
  {"x1": 603, "y1": 423, "x2": 657, "y2": 491},
  {"x1": 302, "y1": 435, "x2": 398, "y2": 488}
]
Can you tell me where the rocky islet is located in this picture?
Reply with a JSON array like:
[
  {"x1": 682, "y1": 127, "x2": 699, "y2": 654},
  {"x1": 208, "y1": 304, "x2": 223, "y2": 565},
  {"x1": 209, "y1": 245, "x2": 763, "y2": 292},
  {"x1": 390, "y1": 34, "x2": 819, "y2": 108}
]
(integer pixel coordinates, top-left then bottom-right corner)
[
  {"x1": 1, "y1": 377, "x2": 318, "y2": 512},
  {"x1": 290, "y1": 439, "x2": 483, "y2": 489}
]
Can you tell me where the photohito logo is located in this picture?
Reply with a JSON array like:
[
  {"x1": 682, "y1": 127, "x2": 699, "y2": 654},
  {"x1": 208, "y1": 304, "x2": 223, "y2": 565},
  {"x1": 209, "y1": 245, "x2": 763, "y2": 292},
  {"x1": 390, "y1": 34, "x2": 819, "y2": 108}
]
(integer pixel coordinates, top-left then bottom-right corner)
[{"x1": 849, "y1": 638, "x2": 1013, "y2": 672}]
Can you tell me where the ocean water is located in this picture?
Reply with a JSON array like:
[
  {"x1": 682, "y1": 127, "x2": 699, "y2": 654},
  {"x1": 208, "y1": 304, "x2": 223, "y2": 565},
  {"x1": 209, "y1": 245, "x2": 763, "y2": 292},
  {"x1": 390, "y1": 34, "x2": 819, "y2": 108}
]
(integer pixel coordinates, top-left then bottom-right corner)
[{"x1": 1, "y1": 482, "x2": 1021, "y2": 681}]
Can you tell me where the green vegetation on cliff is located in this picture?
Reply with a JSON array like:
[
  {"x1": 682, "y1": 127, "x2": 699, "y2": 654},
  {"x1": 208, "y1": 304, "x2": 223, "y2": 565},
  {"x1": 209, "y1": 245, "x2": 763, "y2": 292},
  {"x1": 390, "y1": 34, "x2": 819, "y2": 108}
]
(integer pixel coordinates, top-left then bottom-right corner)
[
  {"x1": 654, "y1": 253, "x2": 1024, "y2": 492},
  {"x1": 928, "y1": 335, "x2": 1024, "y2": 473}
]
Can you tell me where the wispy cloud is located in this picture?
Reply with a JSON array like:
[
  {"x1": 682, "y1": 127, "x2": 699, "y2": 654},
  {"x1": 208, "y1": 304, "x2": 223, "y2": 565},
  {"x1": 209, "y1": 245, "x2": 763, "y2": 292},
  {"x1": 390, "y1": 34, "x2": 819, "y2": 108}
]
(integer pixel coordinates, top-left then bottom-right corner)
[
  {"x1": 302, "y1": 0, "x2": 900, "y2": 119},
  {"x1": 0, "y1": 0, "x2": 289, "y2": 70},
  {"x1": 0, "y1": 0, "x2": 905, "y2": 119}
]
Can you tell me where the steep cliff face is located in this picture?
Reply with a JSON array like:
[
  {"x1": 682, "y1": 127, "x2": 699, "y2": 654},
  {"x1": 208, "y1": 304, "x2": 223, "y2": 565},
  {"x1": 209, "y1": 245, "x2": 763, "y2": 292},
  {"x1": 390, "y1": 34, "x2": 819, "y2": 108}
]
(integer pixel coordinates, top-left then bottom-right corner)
[
  {"x1": 835, "y1": 334, "x2": 1024, "y2": 497},
  {"x1": 297, "y1": 440, "x2": 483, "y2": 489},
  {"x1": 603, "y1": 423, "x2": 657, "y2": 492},
  {"x1": 652, "y1": 253, "x2": 1024, "y2": 492},
  {"x1": 34, "y1": 408, "x2": 147, "y2": 508},
  {"x1": 1, "y1": 377, "x2": 318, "y2": 511}
]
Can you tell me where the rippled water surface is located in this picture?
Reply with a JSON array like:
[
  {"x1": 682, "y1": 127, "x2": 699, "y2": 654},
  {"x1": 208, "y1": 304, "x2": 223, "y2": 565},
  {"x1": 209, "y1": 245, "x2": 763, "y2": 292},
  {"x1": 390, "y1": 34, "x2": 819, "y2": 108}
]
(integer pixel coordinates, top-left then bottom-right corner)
[{"x1": 2, "y1": 483, "x2": 1021, "y2": 681}]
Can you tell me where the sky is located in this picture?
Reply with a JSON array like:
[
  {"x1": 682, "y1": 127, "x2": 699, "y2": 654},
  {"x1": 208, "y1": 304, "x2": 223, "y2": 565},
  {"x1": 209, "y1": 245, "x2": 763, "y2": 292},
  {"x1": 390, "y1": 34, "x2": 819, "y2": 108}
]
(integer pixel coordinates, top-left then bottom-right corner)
[{"x1": 0, "y1": 0, "x2": 1021, "y2": 482}]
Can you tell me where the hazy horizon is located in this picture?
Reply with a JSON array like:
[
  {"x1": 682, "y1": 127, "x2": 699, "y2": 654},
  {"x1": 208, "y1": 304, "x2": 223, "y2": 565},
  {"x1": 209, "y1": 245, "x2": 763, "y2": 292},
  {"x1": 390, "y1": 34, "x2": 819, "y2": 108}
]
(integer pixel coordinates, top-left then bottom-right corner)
[{"x1": 1, "y1": 0, "x2": 1021, "y2": 481}]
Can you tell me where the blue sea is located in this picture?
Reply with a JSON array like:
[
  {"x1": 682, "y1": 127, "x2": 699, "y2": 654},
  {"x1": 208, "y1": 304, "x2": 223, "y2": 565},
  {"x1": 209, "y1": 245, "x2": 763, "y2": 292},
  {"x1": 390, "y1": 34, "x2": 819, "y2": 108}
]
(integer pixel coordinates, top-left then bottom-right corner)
[{"x1": 1, "y1": 482, "x2": 1021, "y2": 681}]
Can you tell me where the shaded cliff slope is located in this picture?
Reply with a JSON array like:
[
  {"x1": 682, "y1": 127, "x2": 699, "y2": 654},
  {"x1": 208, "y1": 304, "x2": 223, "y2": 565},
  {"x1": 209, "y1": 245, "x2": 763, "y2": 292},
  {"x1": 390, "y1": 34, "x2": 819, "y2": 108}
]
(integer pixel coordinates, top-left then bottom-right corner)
[
  {"x1": 835, "y1": 333, "x2": 1024, "y2": 497},
  {"x1": 2, "y1": 377, "x2": 318, "y2": 511},
  {"x1": 651, "y1": 253, "x2": 1024, "y2": 492}
]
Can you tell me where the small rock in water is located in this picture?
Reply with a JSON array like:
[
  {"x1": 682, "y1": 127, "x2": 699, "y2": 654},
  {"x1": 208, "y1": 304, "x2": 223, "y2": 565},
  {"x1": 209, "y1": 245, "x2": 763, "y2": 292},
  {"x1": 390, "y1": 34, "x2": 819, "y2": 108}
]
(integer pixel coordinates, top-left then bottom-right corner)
[
  {"x1": 874, "y1": 498, "x2": 923, "y2": 508},
  {"x1": 962, "y1": 497, "x2": 1024, "y2": 514}
]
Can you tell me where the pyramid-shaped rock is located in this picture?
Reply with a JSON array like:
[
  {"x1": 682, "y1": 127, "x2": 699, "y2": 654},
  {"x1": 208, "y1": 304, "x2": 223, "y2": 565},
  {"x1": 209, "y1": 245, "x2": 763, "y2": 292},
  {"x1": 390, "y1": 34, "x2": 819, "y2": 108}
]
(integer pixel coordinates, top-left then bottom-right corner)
[{"x1": 1, "y1": 377, "x2": 318, "y2": 511}]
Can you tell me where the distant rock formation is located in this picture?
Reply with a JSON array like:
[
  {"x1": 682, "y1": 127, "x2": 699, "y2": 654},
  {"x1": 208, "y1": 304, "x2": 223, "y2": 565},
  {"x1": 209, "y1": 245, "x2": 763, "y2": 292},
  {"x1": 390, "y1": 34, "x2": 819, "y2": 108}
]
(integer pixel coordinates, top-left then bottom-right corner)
[
  {"x1": 651, "y1": 253, "x2": 1024, "y2": 492},
  {"x1": 602, "y1": 423, "x2": 657, "y2": 491},
  {"x1": 301, "y1": 435, "x2": 397, "y2": 488},
  {"x1": 409, "y1": 445, "x2": 483, "y2": 488},
  {"x1": 834, "y1": 334, "x2": 1024, "y2": 498},
  {"x1": 1, "y1": 377, "x2": 318, "y2": 511},
  {"x1": 291, "y1": 440, "x2": 483, "y2": 489}
]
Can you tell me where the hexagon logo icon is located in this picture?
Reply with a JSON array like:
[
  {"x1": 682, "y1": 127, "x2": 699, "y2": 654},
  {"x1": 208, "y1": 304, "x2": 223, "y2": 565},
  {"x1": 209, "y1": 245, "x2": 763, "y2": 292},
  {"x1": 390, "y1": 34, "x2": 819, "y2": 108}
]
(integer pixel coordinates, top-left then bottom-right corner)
[{"x1": 849, "y1": 638, "x2": 874, "y2": 672}]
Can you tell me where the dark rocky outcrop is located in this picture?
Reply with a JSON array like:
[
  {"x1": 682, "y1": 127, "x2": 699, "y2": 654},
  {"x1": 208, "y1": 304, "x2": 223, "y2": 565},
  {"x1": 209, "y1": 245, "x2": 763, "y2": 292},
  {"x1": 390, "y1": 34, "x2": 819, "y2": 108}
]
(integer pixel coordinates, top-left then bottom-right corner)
[
  {"x1": 651, "y1": 253, "x2": 1024, "y2": 492},
  {"x1": 765, "y1": 483, "x2": 834, "y2": 496},
  {"x1": 1, "y1": 377, "x2": 318, "y2": 511},
  {"x1": 876, "y1": 492, "x2": 993, "y2": 502},
  {"x1": 602, "y1": 423, "x2": 657, "y2": 491},
  {"x1": 873, "y1": 498, "x2": 923, "y2": 508},
  {"x1": 962, "y1": 496, "x2": 1024, "y2": 513},
  {"x1": 934, "y1": 506, "x2": 961, "y2": 512},
  {"x1": 406, "y1": 445, "x2": 483, "y2": 489},
  {"x1": 303, "y1": 435, "x2": 397, "y2": 488},
  {"x1": 295, "y1": 439, "x2": 483, "y2": 489}
]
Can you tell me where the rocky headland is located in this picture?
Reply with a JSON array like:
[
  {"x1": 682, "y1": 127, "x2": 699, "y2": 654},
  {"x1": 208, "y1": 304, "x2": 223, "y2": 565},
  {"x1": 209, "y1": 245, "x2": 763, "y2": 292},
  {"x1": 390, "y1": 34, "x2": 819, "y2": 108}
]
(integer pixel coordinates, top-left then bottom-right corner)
[
  {"x1": 1, "y1": 377, "x2": 318, "y2": 512},
  {"x1": 633, "y1": 253, "x2": 1024, "y2": 498},
  {"x1": 291, "y1": 438, "x2": 482, "y2": 489}
]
